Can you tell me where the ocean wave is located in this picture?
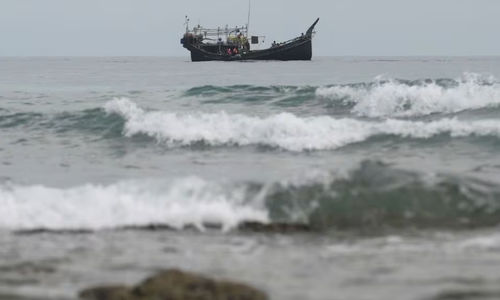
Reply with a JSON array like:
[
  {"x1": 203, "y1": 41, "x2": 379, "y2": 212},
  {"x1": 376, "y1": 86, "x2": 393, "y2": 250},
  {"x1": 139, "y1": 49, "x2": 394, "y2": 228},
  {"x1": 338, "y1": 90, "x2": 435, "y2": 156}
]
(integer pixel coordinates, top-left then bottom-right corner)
[
  {"x1": 266, "y1": 161, "x2": 500, "y2": 230},
  {"x1": 316, "y1": 73, "x2": 500, "y2": 117},
  {"x1": 180, "y1": 73, "x2": 500, "y2": 118},
  {"x1": 2, "y1": 161, "x2": 500, "y2": 232},
  {"x1": 0, "y1": 177, "x2": 267, "y2": 231},
  {"x1": 183, "y1": 84, "x2": 317, "y2": 107},
  {"x1": 105, "y1": 98, "x2": 500, "y2": 151},
  {"x1": 184, "y1": 84, "x2": 315, "y2": 98},
  {"x1": 0, "y1": 108, "x2": 125, "y2": 139},
  {"x1": 0, "y1": 112, "x2": 44, "y2": 128}
]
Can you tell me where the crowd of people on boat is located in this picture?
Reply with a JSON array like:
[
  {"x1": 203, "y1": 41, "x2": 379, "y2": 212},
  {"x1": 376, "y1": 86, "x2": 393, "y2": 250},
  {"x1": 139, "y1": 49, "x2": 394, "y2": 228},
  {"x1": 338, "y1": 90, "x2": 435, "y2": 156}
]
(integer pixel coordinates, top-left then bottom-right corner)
[
  {"x1": 226, "y1": 47, "x2": 240, "y2": 56},
  {"x1": 222, "y1": 30, "x2": 250, "y2": 56}
]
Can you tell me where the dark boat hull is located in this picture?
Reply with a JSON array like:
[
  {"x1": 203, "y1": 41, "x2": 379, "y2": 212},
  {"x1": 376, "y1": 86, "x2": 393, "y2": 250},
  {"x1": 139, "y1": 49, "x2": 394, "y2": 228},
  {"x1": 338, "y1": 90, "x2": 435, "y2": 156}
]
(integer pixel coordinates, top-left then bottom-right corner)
[
  {"x1": 181, "y1": 18, "x2": 319, "y2": 62},
  {"x1": 185, "y1": 37, "x2": 312, "y2": 62}
]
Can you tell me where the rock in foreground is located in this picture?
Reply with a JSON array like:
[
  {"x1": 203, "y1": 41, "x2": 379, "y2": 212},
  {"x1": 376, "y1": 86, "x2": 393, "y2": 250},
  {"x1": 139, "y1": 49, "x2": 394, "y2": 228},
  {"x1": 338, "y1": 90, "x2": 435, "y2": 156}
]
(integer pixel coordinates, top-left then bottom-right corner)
[{"x1": 79, "y1": 269, "x2": 268, "y2": 300}]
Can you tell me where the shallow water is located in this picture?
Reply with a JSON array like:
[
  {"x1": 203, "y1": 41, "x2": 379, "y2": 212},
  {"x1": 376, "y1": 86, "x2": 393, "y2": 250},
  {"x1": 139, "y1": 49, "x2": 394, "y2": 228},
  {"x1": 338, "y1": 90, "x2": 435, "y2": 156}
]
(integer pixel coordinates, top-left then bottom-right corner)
[
  {"x1": 1, "y1": 230, "x2": 500, "y2": 300},
  {"x1": 1, "y1": 56, "x2": 500, "y2": 299}
]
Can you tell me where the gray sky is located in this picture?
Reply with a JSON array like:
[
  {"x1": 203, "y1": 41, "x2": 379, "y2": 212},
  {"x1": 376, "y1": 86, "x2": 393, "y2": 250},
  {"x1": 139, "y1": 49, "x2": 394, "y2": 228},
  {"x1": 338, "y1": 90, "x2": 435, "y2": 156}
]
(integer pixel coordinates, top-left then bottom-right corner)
[{"x1": 1, "y1": 0, "x2": 500, "y2": 56}]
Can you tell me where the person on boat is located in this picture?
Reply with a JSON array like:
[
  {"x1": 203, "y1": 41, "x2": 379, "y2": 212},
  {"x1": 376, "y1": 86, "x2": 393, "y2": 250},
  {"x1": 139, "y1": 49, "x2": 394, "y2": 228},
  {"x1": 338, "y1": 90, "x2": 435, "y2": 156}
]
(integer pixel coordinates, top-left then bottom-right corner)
[
  {"x1": 272, "y1": 41, "x2": 277, "y2": 47},
  {"x1": 233, "y1": 47, "x2": 239, "y2": 55},
  {"x1": 227, "y1": 48, "x2": 232, "y2": 56}
]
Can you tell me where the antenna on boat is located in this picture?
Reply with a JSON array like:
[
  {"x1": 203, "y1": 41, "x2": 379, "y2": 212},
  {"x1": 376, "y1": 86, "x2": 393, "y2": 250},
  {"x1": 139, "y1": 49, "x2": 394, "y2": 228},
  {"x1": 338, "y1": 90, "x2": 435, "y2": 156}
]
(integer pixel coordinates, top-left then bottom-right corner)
[
  {"x1": 184, "y1": 15, "x2": 190, "y2": 33},
  {"x1": 247, "y1": 0, "x2": 251, "y2": 37}
]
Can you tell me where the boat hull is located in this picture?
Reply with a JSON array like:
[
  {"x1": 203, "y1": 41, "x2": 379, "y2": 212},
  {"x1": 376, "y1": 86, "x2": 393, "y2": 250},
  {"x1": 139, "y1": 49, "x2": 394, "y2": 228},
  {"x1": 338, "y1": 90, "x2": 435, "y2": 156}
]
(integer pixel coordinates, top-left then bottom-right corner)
[{"x1": 184, "y1": 37, "x2": 312, "y2": 62}]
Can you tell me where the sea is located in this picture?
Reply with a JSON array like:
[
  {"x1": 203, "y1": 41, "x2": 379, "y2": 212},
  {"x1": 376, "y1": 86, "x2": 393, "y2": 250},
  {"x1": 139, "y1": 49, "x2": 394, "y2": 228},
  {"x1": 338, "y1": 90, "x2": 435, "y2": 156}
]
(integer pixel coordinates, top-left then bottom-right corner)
[{"x1": 1, "y1": 56, "x2": 500, "y2": 300}]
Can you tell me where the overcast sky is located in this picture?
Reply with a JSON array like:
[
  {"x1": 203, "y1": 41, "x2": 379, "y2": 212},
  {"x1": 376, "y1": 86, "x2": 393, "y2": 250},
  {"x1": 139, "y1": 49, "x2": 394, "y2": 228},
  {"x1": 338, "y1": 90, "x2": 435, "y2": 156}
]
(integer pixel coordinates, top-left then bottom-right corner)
[{"x1": 1, "y1": 0, "x2": 500, "y2": 56}]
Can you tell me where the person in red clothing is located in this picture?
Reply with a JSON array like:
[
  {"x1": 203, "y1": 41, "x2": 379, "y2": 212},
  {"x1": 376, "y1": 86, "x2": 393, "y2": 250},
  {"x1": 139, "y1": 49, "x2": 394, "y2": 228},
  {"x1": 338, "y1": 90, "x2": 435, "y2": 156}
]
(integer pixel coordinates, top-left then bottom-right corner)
[
  {"x1": 233, "y1": 47, "x2": 239, "y2": 55},
  {"x1": 227, "y1": 48, "x2": 232, "y2": 56}
]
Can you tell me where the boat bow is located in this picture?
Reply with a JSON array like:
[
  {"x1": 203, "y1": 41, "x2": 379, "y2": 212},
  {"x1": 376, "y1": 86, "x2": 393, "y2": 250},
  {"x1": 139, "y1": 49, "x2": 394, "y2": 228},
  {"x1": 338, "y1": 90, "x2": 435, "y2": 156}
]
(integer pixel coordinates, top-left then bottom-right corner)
[{"x1": 306, "y1": 18, "x2": 320, "y2": 37}]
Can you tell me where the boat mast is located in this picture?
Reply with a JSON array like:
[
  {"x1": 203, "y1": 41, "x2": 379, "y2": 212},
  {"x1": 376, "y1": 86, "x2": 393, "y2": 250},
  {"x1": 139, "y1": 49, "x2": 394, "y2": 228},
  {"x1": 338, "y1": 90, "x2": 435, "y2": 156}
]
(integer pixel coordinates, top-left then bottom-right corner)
[
  {"x1": 184, "y1": 16, "x2": 190, "y2": 33},
  {"x1": 246, "y1": 0, "x2": 251, "y2": 37}
]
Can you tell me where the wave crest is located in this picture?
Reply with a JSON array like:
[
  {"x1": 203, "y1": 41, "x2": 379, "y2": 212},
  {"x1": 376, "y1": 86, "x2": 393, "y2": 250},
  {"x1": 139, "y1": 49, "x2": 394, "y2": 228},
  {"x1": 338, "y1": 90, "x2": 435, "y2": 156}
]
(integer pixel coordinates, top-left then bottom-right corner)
[
  {"x1": 316, "y1": 73, "x2": 500, "y2": 117},
  {"x1": 266, "y1": 161, "x2": 500, "y2": 230},
  {"x1": 0, "y1": 178, "x2": 267, "y2": 231},
  {"x1": 105, "y1": 98, "x2": 500, "y2": 151},
  {"x1": 2, "y1": 162, "x2": 500, "y2": 232}
]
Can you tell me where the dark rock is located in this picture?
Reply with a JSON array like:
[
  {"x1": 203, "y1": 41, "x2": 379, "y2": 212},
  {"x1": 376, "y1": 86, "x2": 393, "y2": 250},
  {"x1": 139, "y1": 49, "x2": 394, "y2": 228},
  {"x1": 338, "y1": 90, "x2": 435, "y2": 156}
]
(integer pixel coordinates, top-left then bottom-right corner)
[
  {"x1": 79, "y1": 286, "x2": 131, "y2": 300},
  {"x1": 79, "y1": 269, "x2": 268, "y2": 300}
]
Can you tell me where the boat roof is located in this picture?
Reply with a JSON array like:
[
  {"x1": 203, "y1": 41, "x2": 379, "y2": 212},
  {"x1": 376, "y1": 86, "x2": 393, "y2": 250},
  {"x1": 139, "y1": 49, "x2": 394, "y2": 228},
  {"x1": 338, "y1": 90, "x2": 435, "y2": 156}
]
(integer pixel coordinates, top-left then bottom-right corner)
[{"x1": 188, "y1": 24, "x2": 249, "y2": 38}]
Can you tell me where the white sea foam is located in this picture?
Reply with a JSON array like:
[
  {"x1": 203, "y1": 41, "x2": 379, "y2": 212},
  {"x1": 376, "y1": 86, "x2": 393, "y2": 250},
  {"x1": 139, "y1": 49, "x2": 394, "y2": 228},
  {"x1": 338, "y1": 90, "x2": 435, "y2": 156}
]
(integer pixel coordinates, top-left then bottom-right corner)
[
  {"x1": 316, "y1": 73, "x2": 500, "y2": 117},
  {"x1": 457, "y1": 233, "x2": 500, "y2": 251},
  {"x1": 105, "y1": 98, "x2": 500, "y2": 151},
  {"x1": 0, "y1": 178, "x2": 267, "y2": 231}
]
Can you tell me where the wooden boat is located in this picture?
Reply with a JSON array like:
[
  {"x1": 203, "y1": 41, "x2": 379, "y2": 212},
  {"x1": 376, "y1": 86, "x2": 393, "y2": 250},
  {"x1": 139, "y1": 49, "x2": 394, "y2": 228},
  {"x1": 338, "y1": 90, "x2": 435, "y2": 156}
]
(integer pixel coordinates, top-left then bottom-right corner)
[{"x1": 181, "y1": 18, "x2": 319, "y2": 62}]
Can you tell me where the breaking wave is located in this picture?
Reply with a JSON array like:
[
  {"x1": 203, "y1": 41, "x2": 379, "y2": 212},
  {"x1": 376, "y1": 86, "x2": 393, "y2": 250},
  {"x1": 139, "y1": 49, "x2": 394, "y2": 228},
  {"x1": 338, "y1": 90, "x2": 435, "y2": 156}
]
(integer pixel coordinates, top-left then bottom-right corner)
[
  {"x1": 266, "y1": 161, "x2": 500, "y2": 230},
  {"x1": 0, "y1": 177, "x2": 267, "y2": 231},
  {"x1": 178, "y1": 73, "x2": 500, "y2": 117},
  {"x1": 4, "y1": 73, "x2": 500, "y2": 152},
  {"x1": 105, "y1": 98, "x2": 500, "y2": 151},
  {"x1": 1, "y1": 161, "x2": 500, "y2": 232},
  {"x1": 316, "y1": 73, "x2": 500, "y2": 117}
]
